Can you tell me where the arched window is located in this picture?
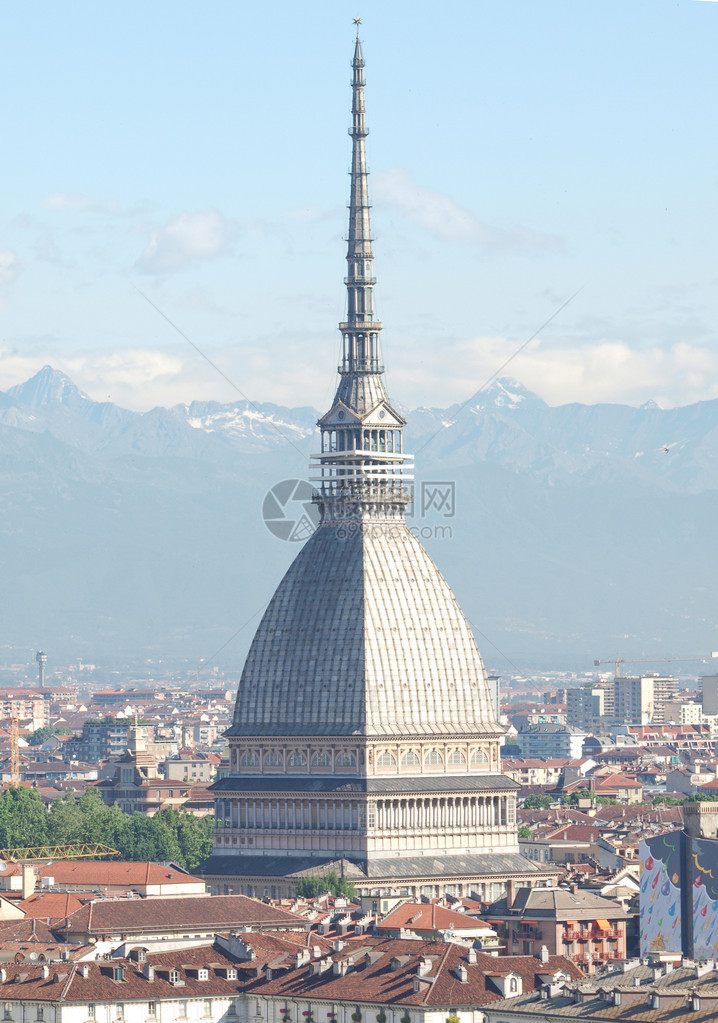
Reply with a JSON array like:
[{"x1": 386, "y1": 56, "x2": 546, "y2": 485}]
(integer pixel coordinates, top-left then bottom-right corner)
[
  {"x1": 239, "y1": 750, "x2": 260, "y2": 768},
  {"x1": 448, "y1": 749, "x2": 467, "y2": 766},
  {"x1": 263, "y1": 749, "x2": 282, "y2": 768},
  {"x1": 470, "y1": 748, "x2": 489, "y2": 766},
  {"x1": 312, "y1": 750, "x2": 331, "y2": 769},
  {"x1": 509, "y1": 978, "x2": 518, "y2": 993},
  {"x1": 287, "y1": 750, "x2": 307, "y2": 768},
  {"x1": 335, "y1": 750, "x2": 357, "y2": 769},
  {"x1": 376, "y1": 751, "x2": 397, "y2": 769},
  {"x1": 424, "y1": 750, "x2": 444, "y2": 768},
  {"x1": 401, "y1": 750, "x2": 420, "y2": 768}
]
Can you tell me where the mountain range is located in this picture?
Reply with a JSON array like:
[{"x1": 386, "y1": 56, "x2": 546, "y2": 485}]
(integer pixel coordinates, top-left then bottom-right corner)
[{"x1": 1, "y1": 365, "x2": 716, "y2": 674}]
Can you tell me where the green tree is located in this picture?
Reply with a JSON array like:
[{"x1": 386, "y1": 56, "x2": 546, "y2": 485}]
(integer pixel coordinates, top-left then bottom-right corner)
[
  {"x1": 522, "y1": 794, "x2": 553, "y2": 810},
  {"x1": 0, "y1": 787, "x2": 49, "y2": 848},
  {"x1": 518, "y1": 825, "x2": 532, "y2": 839},
  {"x1": 26, "y1": 725, "x2": 59, "y2": 746},
  {"x1": 47, "y1": 791, "x2": 84, "y2": 844}
]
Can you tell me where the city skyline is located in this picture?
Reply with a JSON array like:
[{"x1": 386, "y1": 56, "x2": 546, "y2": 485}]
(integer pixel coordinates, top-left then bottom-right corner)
[{"x1": 2, "y1": 1, "x2": 717, "y2": 413}]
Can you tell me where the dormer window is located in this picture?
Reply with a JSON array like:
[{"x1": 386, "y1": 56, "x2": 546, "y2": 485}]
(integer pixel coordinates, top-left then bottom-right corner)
[
  {"x1": 509, "y1": 978, "x2": 518, "y2": 993},
  {"x1": 197, "y1": 969, "x2": 209, "y2": 981}
]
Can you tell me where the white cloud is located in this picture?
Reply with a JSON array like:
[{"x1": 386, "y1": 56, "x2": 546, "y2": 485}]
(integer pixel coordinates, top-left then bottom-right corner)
[
  {"x1": 135, "y1": 208, "x2": 234, "y2": 275},
  {"x1": 0, "y1": 250, "x2": 21, "y2": 286},
  {"x1": 42, "y1": 192, "x2": 121, "y2": 214},
  {"x1": 390, "y1": 333, "x2": 718, "y2": 410},
  {"x1": 373, "y1": 168, "x2": 561, "y2": 252}
]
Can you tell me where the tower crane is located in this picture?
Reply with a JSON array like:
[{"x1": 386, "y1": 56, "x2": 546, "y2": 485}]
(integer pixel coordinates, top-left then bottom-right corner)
[{"x1": 593, "y1": 652, "x2": 718, "y2": 678}]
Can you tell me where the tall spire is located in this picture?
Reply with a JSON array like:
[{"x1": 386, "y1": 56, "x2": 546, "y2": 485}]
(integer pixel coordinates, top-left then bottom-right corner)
[
  {"x1": 311, "y1": 24, "x2": 413, "y2": 520},
  {"x1": 343, "y1": 22, "x2": 379, "y2": 353}
]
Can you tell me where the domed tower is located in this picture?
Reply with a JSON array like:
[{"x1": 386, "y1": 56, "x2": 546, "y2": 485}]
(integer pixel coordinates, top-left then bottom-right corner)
[{"x1": 204, "y1": 26, "x2": 553, "y2": 900}]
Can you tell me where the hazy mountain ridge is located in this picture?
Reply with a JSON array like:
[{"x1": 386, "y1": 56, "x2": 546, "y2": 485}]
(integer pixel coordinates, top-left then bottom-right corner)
[
  {"x1": 1, "y1": 366, "x2": 716, "y2": 669},
  {"x1": 4, "y1": 367, "x2": 718, "y2": 492}
]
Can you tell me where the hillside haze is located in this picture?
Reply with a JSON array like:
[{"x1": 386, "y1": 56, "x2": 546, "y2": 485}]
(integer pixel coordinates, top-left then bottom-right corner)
[{"x1": 1, "y1": 366, "x2": 716, "y2": 673}]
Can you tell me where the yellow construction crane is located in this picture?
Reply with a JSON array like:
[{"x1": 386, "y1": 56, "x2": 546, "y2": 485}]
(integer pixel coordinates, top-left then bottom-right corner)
[
  {"x1": 593, "y1": 651, "x2": 718, "y2": 677},
  {"x1": 0, "y1": 843, "x2": 120, "y2": 862},
  {"x1": 10, "y1": 716, "x2": 19, "y2": 786}
]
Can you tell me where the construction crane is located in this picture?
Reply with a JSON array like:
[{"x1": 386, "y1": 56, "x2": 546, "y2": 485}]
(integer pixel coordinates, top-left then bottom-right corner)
[
  {"x1": 9, "y1": 716, "x2": 19, "y2": 786},
  {"x1": 0, "y1": 843, "x2": 120, "y2": 862},
  {"x1": 593, "y1": 652, "x2": 718, "y2": 677}
]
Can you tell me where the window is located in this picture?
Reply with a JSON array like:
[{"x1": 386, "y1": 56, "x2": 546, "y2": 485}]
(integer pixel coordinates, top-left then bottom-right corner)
[
  {"x1": 509, "y1": 978, "x2": 518, "y2": 993},
  {"x1": 197, "y1": 969, "x2": 209, "y2": 981},
  {"x1": 203, "y1": 1001, "x2": 212, "y2": 1017},
  {"x1": 335, "y1": 750, "x2": 356, "y2": 769},
  {"x1": 400, "y1": 751, "x2": 420, "y2": 767},
  {"x1": 37, "y1": 1011, "x2": 44, "y2": 1023},
  {"x1": 116, "y1": 1006, "x2": 124, "y2": 1021},
  {"x1": 170, "y1": 971, "x2": 181, "y2": 986},
  {"x1": 240, "y1": 750, "x2": 260, "y2": 768},
  {"x1": 425, "y1": 750, "x2": 444, "y2": 767},
  {"x1": 376, "y1": 751, "x2": 397, "y2": 769},
  {"x1": 178, "y1": 1002, "x2": 188, "y2": 1018},
  {"x1": 148, "y1": 1004, "x2": 157, "y2": 1018},
  {"x1": 448, "y1": 749, "x2": 466, "y2": 766},
  {"x1": 311, "y1": 750, "x2": 331, "y2": 769},
  {"x1": 263, "y1": 749, "x2": 282, "y2": 768},
  {"x1": 287, "y1": 750, "x2": 307, "y2": 768},
  {"x1": 121, "y1": 768, "x2": 133, "y2": 784},
  {"x1": 470, "y1": 749, "x2": 488, "y2": 766},
  {"x1": 88, "y1": 1007, "x2": 96, "y2": 1021},
  {"x1": 4, "y1": 1005, "x2": 12, "y2": 1021}
]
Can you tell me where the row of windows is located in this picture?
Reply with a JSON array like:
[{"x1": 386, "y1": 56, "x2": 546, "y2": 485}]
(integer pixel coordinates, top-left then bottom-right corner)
[
  {"x1": 376, "y1": 748, "x2": 489, "y2": 768},
  {"x1": 239, "y1": 750, "x2": 357, "y2": 769},
  {"x1": 85, "y1": 1000, "x2": 235, "y2": 1019}
]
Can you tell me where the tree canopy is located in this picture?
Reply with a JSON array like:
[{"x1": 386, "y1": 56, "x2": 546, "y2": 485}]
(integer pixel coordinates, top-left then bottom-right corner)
[{"x1": 0, "y1": 787, "x2": 212, "y2": 871}]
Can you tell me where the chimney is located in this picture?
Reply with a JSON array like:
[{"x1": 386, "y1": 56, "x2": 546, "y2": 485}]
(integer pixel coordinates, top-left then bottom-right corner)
[
  {"x1": 0, "y1": 970, "x2": 6, "y2": 984},
  {"x1": 41, "y1": 966, "x2": 50, "y2": 980},
  {"x1": 466, "y1": 949, "x2": 477, "y2": 965},
  {"x1": 22, "y1": 863, "x2": 36, "y2": 899},
  {"x1": 537, "y1": 945, "x2": 550, "y2": 964},
  {"x1": 506, "y1": 879, "x2": 516, "y2": 908},
  {"x1": 417, "y1": 957, "x2": 432, "y2": 978},
  {"x1": 81, "y1": 965, "x2": 89, "y2": 979},
  {"x1": 143, "y1": 965, "x2": 155, "y2": 982}
]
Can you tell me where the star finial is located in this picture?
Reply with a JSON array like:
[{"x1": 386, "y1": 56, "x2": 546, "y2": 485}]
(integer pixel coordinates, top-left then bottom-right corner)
[{"x1": 353, "y1": 17, "x2": 362, "y2": 27}]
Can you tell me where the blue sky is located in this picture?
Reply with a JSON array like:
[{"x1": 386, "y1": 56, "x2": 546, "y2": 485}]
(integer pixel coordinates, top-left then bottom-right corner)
[{"x1": 1, "y1": 0, "x2": 717, "y2": 412}]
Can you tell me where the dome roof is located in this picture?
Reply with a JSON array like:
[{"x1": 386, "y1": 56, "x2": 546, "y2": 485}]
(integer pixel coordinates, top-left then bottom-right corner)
[{"x1": 229, "y1": 519, "x2": 500, "y2": 737}]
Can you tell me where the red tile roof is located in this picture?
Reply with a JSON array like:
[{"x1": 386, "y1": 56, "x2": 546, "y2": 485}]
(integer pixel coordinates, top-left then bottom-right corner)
[
  {"x1": 32, "y1": 860, "x2": 203, "y2": 887},
  {"x1": 61, "y1": 894, "x2": 308, "y2": 937},
  {"x1": 377, "y1": 902, "x2": 492, "y2": 933}
]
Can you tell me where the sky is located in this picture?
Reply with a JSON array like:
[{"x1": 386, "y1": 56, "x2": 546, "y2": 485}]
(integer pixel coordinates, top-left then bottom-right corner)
[{"x1": 1, "y1": 0, "x2": 717, "y2": 414}]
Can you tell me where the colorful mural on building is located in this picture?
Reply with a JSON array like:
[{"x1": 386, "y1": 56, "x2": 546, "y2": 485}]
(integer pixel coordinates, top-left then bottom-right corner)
[
  {"x1": 641, "y1": 830, "x2": 718, "y2": 958},
  {"x1": 688, "y1": 836, "x2": 718, "y2": 959},
  {"x1": 639, "y1": 833, "x2": 684, "y2": 955}
]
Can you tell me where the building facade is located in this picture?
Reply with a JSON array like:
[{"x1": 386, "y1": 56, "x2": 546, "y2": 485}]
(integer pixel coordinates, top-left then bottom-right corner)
[{"x1": 203, "y1": 29, "x2": 555, "y2": 899}]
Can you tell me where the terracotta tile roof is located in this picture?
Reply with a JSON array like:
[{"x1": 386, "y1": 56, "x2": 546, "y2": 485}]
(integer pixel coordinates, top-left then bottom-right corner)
[
  {"x1": 32, "y1": 860, "x2": 202, "y2": 887},
  {"x1": 376, "y1": 902, "x2": 492, "y2": 933},
  {"x1": 250, "y1": 938, "x2": 582, "y2": 1006},
  {"x1": 61, "y1": 894, "x2": 308, "y2": 937},
  {"x1": 0, "y1": 919, "x2": 60, "y2": 944},
  {"x1": 18, "y1": 892, "x2": 85, "y2": 921}
]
